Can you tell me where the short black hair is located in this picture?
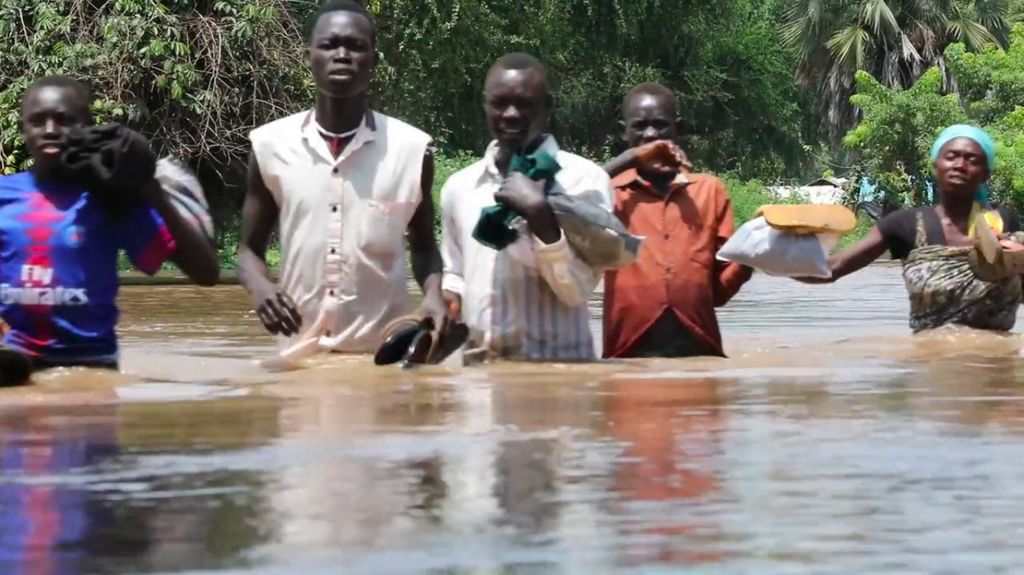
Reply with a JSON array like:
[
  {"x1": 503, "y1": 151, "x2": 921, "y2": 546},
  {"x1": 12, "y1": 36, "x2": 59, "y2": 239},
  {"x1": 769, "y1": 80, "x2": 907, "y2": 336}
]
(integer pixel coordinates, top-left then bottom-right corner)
[
  {"x1": 487, "y1": 52, "x2": 551, "y2": 100},
  {"x1": 23, "y1": 75, "x2": 93, "y2": 123},
  {"x1": 492, "y1": 52, "x2": 547, "y2": 76},
  {"x1": 623, "y1": 82, "x2": 676, "y2": 116},
  {"x1": 305, "y1": 0, "x2": 375, "y2": 45}
]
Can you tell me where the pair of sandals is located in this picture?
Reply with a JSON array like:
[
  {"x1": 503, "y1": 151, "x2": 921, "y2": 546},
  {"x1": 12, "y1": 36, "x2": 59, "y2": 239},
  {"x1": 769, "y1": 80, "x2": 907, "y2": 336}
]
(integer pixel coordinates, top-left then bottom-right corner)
[{"x1": 373, "y1": 315, "x2": 469, "y2": 368}]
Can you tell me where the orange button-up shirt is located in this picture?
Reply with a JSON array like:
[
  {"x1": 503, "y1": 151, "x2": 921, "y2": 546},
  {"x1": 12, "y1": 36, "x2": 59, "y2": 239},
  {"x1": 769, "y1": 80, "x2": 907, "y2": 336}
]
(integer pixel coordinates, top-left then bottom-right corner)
[{"x1": 603, "y1": 168, "x2": 749, "y2": 358}]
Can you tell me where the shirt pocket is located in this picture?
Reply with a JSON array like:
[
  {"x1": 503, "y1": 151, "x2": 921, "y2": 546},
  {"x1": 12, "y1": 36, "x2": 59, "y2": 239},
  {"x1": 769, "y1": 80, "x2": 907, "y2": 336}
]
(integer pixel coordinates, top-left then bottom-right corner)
[
  {"x1": 357, "y1": 199, "x2": 414, "y2": 264},
  {"x1": 683, "y1": 231, "x2": 715, "y2": 270}
]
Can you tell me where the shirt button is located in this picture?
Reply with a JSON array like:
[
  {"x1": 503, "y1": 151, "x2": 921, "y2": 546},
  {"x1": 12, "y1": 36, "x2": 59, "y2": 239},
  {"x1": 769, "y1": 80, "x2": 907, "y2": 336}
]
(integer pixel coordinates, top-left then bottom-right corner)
[
  {"x1": 331, "y1": 205, "x2": 338, "y2": 213},
  {"x1": 332, "y1": 167, "x2": 339, "y2": 175},
  {"x1": 328, "y1": 289, "x2": 335, "y2": 297},
  {"x1": 330, "y1": 247, "x2": 336, "y2": 254},
  {"x1": 325, "y1": 330, "x2": 332, "y2": 337}
]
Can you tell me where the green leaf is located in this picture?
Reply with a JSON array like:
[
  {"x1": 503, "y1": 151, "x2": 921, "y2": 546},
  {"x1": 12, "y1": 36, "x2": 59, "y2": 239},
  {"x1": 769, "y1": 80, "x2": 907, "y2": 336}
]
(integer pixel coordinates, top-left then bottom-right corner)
[
  {"x1": 827, "y1": 25, "x2": 871, "y2": 70},
  {"x1": 859, "y1": 0, "x2": 898, "y2": 38}
]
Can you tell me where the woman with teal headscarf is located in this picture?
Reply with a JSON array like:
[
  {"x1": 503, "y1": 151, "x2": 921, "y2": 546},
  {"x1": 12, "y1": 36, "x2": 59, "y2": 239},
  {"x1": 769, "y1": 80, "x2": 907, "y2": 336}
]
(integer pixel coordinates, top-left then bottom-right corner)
[{"x1": 799, "y1": 124, "x2": 1024, "y2": 332}]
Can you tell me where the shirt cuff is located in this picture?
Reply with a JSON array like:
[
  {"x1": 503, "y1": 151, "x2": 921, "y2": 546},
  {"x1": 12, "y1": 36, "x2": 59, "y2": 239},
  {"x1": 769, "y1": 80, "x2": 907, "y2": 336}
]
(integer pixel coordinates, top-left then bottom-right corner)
[
  {"x1": 531, "y1": 229, "x2": 572, "y2": 263},
  {"x1": 136, "y1": 227, "x2": 176, "y2": 276},
  {"x1": 714, "y1": 261, "x2": 752, "y2": 305},
  {"x1": 442, "y1": 272, "x2": 465, "y2": 296}
]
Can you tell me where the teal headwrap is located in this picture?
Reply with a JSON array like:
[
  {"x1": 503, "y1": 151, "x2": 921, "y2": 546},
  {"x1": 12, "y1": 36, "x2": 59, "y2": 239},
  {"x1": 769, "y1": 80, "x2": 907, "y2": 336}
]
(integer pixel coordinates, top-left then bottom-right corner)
[{"x1": 929, "y1": 124, "x2": 995, "y2": 204}]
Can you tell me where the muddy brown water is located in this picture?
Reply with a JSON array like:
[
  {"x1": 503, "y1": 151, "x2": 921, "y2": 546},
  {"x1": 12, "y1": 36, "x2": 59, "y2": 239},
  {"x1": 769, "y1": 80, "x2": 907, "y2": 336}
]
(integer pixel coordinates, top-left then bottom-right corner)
[{"x1": 3, "y1": 263, "x2": 1024, "y2": 573}]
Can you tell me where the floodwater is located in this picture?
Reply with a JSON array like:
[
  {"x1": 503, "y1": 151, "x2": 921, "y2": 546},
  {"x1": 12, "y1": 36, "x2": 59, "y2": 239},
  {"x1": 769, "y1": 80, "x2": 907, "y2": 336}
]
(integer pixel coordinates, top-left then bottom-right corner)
[{"x1": 4, "y1": 263, "x2": 1024, "y2": 574}]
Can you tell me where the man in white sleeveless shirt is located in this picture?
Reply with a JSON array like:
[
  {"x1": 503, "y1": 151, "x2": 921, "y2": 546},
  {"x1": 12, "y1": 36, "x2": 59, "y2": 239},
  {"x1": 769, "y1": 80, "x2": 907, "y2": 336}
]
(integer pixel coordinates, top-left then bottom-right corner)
[
  {"x1": 440, "y1": 53, "x2": 613, "y2": 361},
  {"x1": 239, "y1": 0, "x2": 447, "y2": 358}
]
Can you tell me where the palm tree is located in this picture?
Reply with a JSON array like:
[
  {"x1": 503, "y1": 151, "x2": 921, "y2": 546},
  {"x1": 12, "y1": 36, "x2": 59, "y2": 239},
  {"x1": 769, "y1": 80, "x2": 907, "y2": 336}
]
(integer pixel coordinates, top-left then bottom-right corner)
[{"x1": 782, "y1": 0, "x2": 1010, "y2": 142}]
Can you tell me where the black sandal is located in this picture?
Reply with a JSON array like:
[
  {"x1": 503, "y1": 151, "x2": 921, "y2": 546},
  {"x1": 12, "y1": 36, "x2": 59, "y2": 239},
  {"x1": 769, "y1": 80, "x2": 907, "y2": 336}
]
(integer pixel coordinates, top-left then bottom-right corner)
[{"x1": 374, "y1": 316, "x2": 470, "y2": 367}]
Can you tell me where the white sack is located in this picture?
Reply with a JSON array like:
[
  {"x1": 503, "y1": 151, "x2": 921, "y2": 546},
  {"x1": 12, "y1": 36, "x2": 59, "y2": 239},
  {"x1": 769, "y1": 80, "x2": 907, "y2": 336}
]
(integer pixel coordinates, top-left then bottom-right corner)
[{"x1": 716, "y1": 216, "x2": 834, "y2": 279}]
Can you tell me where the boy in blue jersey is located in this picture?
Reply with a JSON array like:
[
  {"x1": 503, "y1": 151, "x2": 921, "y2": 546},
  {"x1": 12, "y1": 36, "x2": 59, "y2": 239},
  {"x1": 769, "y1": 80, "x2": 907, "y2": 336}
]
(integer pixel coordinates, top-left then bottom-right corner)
[{"x1": 0, "y1": 76, "x2": 219, "y2": 385}]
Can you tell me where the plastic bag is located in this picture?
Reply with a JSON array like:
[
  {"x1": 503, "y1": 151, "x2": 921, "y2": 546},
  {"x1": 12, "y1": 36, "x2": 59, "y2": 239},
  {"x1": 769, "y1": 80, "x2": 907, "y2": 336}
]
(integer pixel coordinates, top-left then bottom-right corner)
[
  {"x1": 547, "y1": 189, "x2": 642, "y2": 269},
  {"x1": 155, "y1": 157, "x2": 215, "y2": 242},
  {"x1": 716, "y1": 216, "x2": 835, "y2": 279}
]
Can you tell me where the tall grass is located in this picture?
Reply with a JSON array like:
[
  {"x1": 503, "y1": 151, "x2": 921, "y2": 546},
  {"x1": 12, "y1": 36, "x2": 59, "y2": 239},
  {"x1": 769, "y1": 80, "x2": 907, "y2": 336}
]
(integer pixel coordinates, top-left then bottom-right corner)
[
  {"x1": 720, "y1": 174, "x2": 786, "y2": 224},
  {"x1": 431, "y1": 151, "x2": 478, "y2": 237}
]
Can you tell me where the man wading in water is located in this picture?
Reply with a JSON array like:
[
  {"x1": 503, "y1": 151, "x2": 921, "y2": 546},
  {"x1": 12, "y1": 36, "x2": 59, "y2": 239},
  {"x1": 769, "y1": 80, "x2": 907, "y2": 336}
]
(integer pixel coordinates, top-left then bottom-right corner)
[
  {"x1": 602, "y1": 83, "x2": 751, "y2": 358},
  {"x1": 239, "y1": 0, "x2": 447, "y2": 362},
  {"x1": 0, "y1": 76, "x2": 218, "y2": 385},
  {"x1": 439, "y1": 53, "x2": 613, "y2": 361}
]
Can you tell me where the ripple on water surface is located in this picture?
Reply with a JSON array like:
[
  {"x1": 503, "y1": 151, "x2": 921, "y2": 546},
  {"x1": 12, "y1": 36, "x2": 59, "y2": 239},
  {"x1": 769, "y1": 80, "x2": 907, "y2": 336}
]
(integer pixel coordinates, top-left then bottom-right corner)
[{"x1": 2, "y1": 267, "x2": 1024, "y2": 573}]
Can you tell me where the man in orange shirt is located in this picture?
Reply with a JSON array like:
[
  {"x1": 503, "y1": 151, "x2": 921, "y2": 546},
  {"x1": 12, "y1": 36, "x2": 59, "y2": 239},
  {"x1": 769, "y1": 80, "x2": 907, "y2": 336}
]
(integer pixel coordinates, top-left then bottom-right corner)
[{"x1": 603, "y1": 83, "x2": 751, "y2": 358}]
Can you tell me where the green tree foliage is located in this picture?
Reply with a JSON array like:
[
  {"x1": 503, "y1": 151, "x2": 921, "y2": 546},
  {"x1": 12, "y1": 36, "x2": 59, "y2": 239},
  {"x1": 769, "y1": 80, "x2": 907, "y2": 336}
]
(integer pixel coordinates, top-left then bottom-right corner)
[
  {"x1": 844, "y1": 23, "x2": 1024, "y2": 211},
  {"x1": 782, "y1": 0, "x2": 1009, "y2": 141},
  {"x1": 1, "y1": 0, "x2": 817, "y2": 238},
  {"x1": 286, "y1": 0, "x2": 814, "y2": 179},
  {"x1": 987, "y1": 108, "x2": 1024, "y2": 206},
  {"x1": 946, "y1": 24, "x2": 1024, "y2": 207},
  {"x1": 0, "y1": 0, "x2": 310, "y2": 223},
  {"x1": 946, "y1": 26, "x2": 1024, "y2": 123},
  {"x1": 842, "y1": 68, "x2": 966, "y2": 206}
]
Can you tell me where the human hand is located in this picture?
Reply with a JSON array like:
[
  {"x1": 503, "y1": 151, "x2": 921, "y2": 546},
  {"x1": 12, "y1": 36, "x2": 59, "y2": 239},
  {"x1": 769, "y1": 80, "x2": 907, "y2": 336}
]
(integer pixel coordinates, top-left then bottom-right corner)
[
  {"x1": 495, "y1": 172, "x2": 547, "y2": 215},
  {"x1": 999, "y1": 239, "x2": 1024, "y2": 252},
  {"x1": 415, "y1": 288, "x2": 450, "y2": 336},
  {"x1": 495, "y1": 172, "x2": 560, "y2": 243},
  {"x1": 633, "y1": 140, "x2": 686, "y2": 176},
  {"x1": 250, "y1": 277, "x2": 302, "y2": 336}
]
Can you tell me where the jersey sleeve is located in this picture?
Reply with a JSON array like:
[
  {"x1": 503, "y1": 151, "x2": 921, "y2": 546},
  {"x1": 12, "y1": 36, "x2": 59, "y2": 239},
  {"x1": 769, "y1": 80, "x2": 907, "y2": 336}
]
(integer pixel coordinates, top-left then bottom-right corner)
[{"x1": 117, "y1": 204, "x2": 176, "y2": 276}]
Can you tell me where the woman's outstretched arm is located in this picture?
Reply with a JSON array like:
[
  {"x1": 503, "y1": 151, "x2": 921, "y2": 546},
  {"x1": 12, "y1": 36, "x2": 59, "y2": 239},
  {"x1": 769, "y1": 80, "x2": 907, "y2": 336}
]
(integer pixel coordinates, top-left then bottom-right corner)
[{"x1": 797, "y1": 226, "x2": 888, "y2": 284}]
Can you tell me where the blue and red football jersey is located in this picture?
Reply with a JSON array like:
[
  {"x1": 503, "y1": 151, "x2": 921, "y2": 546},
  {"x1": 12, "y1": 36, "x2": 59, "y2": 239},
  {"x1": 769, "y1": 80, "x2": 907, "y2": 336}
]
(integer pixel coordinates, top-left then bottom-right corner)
[{"x1": 0, "y1": 171, "x2": 174, "y2": 364}]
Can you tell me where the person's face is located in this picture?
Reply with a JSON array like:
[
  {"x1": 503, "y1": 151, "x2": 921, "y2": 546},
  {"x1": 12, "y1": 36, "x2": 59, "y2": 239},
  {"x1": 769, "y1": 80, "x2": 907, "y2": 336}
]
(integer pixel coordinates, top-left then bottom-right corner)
[
  {"x1": 307, "y1": 10, "x2": 376, "y2": 99},
  {"x1": 623, "y1": 94, "x2": 677, "y2": 148},
  {"x1": 935, "y1": 137, "x2": 989, "y2": 201},
  {"x1": 21, "y1": 86, "x2": 89, "y2": 177},
  {"x1": 484, "y1": 67, "x2": 548, "y2": 151}
]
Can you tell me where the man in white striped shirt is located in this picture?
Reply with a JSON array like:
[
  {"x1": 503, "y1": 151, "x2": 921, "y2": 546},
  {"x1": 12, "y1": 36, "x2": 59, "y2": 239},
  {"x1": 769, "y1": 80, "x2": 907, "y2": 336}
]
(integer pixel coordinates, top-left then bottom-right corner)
[{"x1": 440, "y1": 53, "x2": 613, "y2": 361}]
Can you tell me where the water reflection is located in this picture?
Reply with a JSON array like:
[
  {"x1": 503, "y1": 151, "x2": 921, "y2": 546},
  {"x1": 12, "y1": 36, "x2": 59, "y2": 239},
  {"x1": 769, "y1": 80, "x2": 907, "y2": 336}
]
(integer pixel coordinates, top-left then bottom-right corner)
[
  {"x1": 490, "y1": 380, "x2": 593, "y2": 539},
  {"x1": 3, "y1": 267, "x2": 1024, "y2": 572},
  {"x1": 0, "y1": 397, "x2": 284, "y2": 574},
  {"x1": 0, "y1": 406, "x2": 127, "y2": 575},
  {"x1": 605, "y1": 377, "x2": 725, "y2": 567}
]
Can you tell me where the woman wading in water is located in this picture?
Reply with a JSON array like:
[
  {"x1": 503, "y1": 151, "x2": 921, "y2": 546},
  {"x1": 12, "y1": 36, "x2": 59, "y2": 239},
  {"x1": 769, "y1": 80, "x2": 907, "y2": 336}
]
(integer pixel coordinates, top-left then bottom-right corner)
[{"x1": 801, "y1": 125, "x2": 1024, "y2": 332}]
